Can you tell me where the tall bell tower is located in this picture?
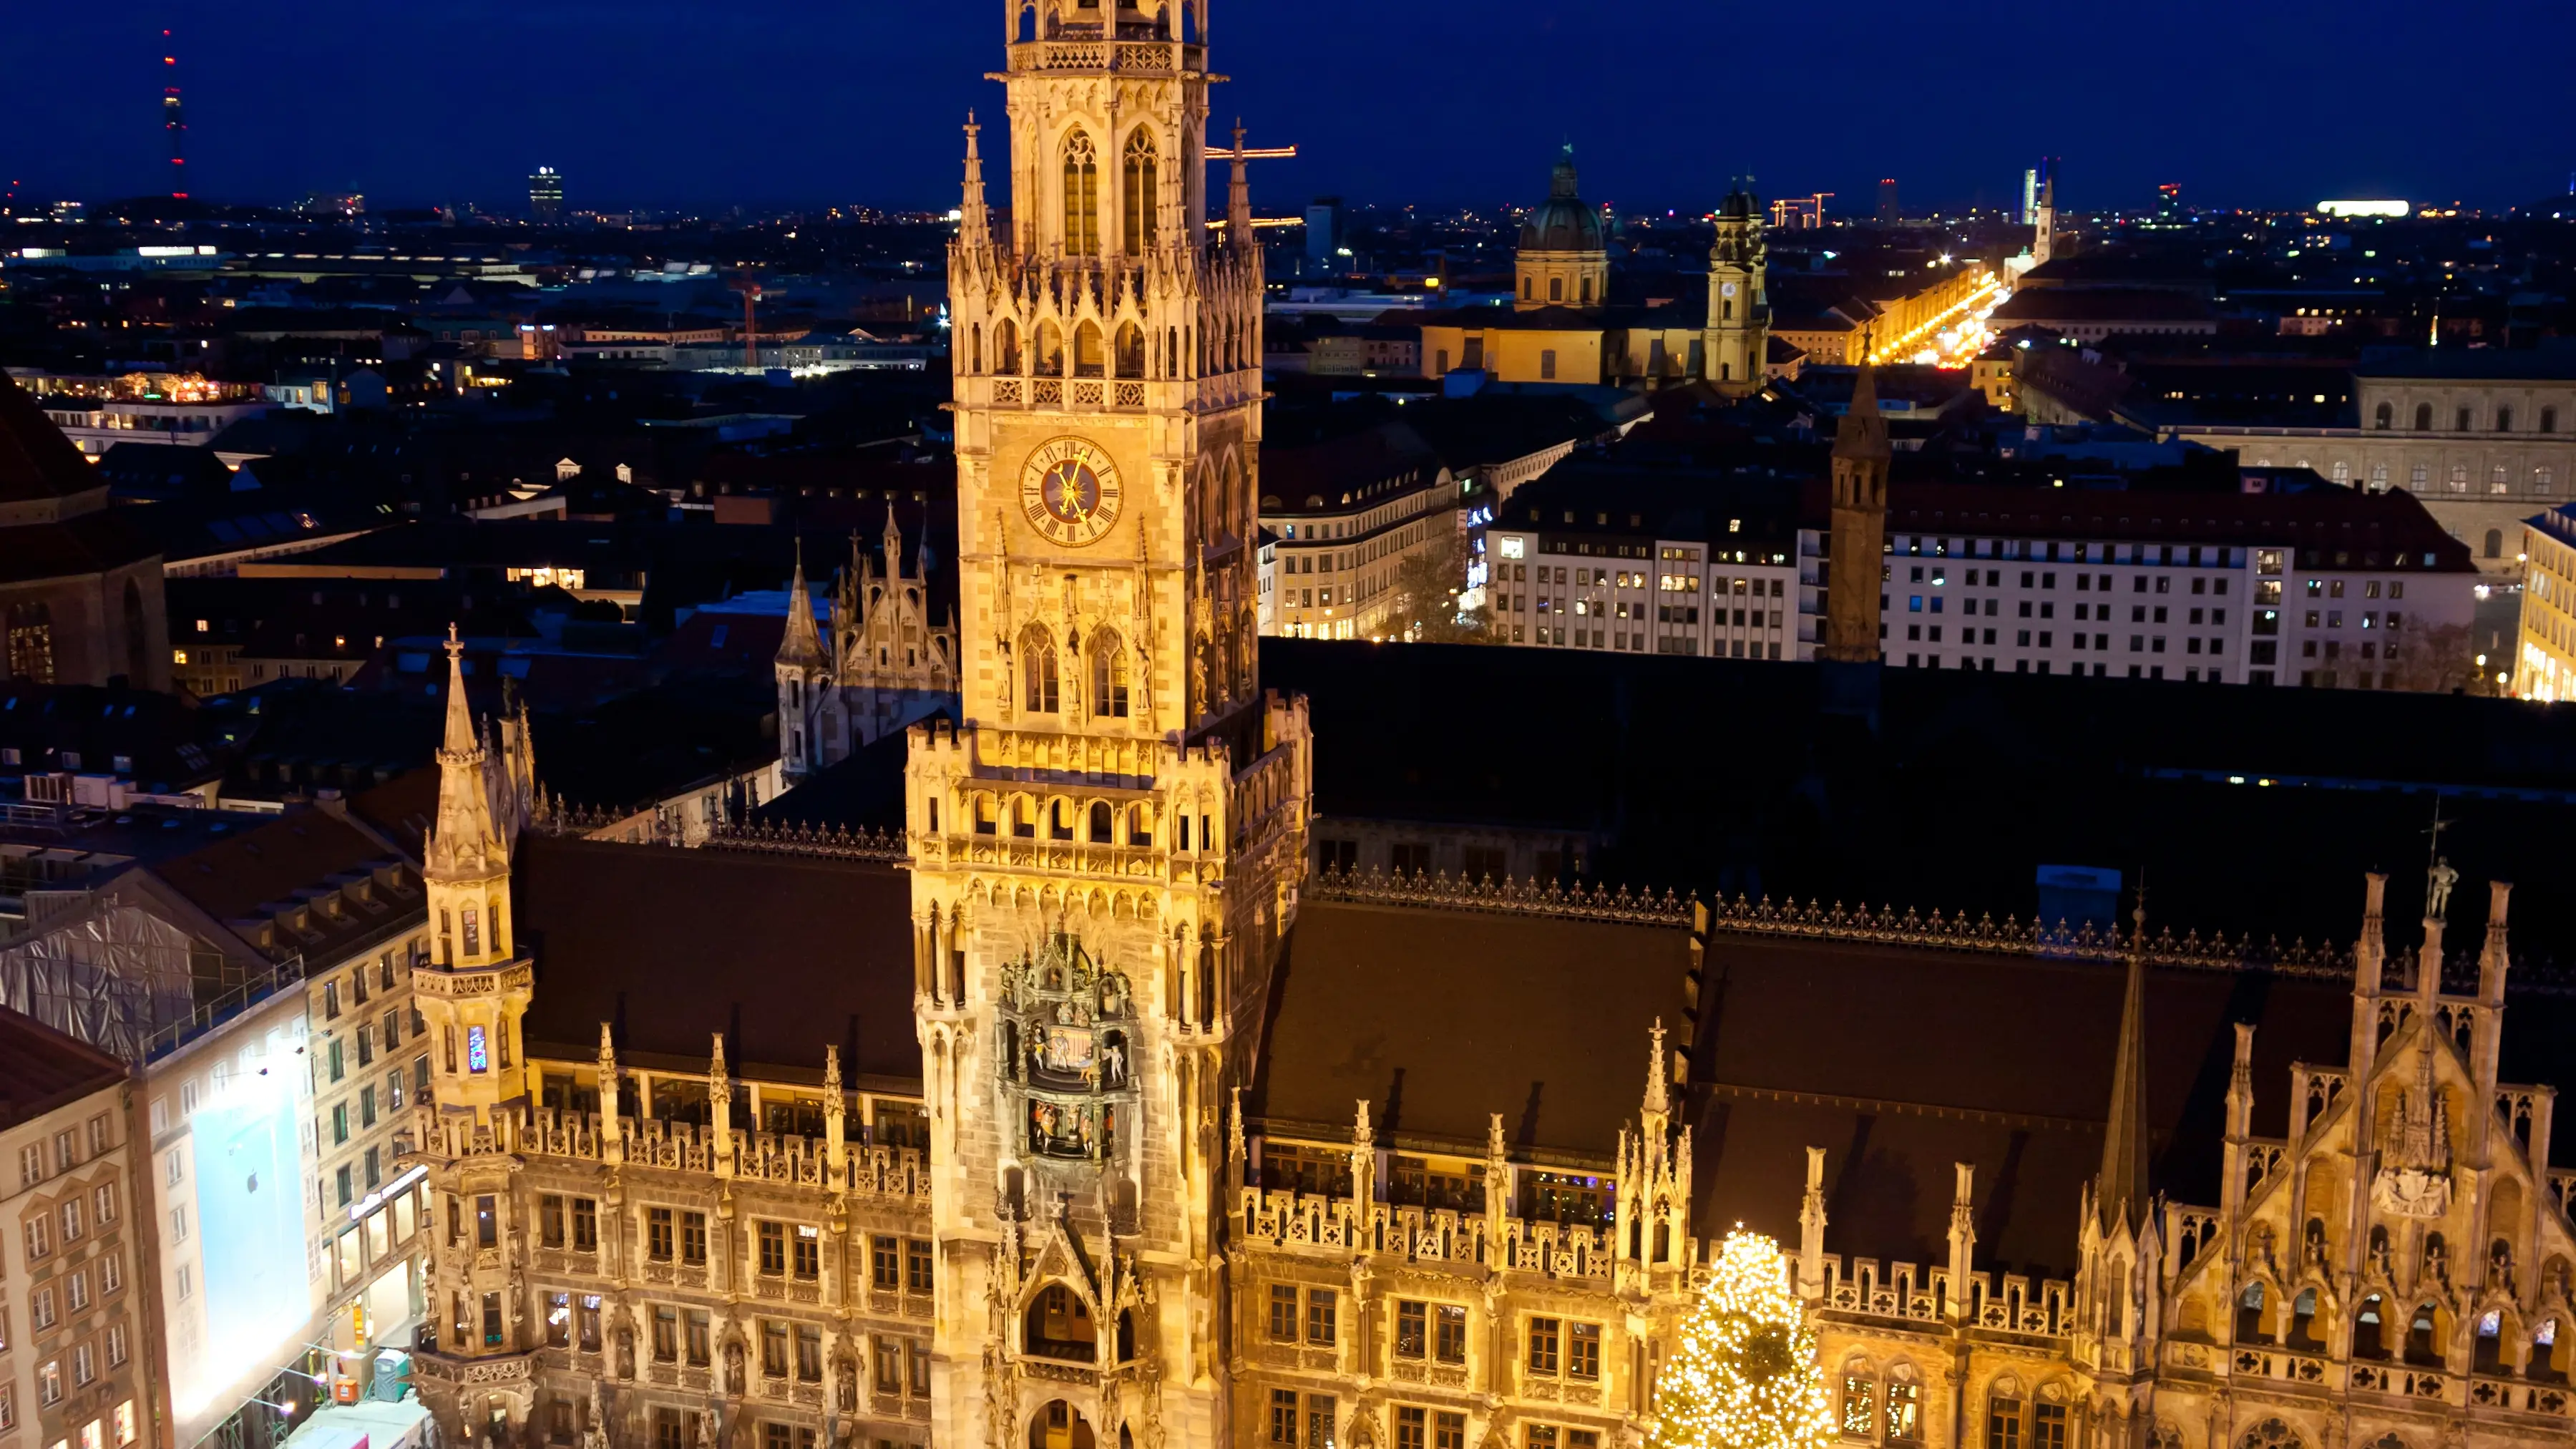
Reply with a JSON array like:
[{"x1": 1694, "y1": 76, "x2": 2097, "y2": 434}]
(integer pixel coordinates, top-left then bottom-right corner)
[
  {"x1": 909, "y1": 4, "x2": 1312, "y2": 1448},
  {"x1": 411, "y1": 628, "x2": 540, "y2": 1441},
  {"x1": 1705, "y1": 181, "x2": 1768, "y2": 394}
]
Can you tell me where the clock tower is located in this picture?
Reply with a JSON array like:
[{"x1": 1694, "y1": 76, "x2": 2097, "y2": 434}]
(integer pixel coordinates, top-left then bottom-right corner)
[{"x1": 907, "y1": 6, "x2": 1312, "y2": 1449}]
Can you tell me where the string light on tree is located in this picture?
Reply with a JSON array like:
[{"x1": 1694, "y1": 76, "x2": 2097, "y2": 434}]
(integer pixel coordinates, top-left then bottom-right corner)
[{"x1": 1648, "y1": 1229, "x2": 1835, "y2": 1449}]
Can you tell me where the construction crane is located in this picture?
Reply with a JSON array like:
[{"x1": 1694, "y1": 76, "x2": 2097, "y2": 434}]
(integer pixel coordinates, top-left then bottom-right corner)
[{"x1": 730, "y1": 268, "x2": 763, "y2": 370}]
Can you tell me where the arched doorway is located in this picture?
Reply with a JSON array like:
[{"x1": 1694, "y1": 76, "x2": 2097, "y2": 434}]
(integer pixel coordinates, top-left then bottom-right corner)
[{"x1": 1028, "y1": 1400, "x2": 1096, "y2": 1449}]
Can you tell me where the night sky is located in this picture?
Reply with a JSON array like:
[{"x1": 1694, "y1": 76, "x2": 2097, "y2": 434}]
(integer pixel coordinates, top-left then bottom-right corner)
[{"x1": 4, "y1": 0, "x2": 2570, "y2": 215}]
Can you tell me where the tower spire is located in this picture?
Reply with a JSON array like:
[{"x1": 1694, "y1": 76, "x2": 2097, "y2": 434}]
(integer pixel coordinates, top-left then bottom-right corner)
[
  {"x1": 1836, "y1": 348, "x2": 1892, "y2": 461},
  {"x1": 1819, "y1": 338, "x2": 1891, "y2": 663},
  {"x1": 427, "y1": 624, "x2": 506, "y2": 882},
  {"x1": 1226, "y1": 118, "x2": 1252, "y2": 243},
  {"x1": 2096, "y1": 893, "x2": 2153, "y2": 1231},
  {"x1": 780, "y1": 540, "x2": 823, "y2": 667},
  {"x1": 960, "y1": 111, "x2": 990, "y2": 250}
]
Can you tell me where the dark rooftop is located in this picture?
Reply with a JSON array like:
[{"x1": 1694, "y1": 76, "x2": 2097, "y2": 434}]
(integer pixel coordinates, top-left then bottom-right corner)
[
  {"x1": 514, "y1": 836, "x2": 916, "y2": 1085},
  {"x1": 0, "y1": 1007, "x2": 128, "y2": 1133},
  {"x1": 1249, "y1": 896, "x2": 1696, "y2": 1160},
  {"x1": 1257, "y1": 638, "x2": 2576, "y2": 961}
]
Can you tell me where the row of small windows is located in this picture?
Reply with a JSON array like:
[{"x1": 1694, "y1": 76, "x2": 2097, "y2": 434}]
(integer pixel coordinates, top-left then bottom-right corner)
[
  {"x1": 972, "y1": 316, "x2": 1245, "y2": 380},
  {"x1": 2234, "y1": 1279, "x2": 2572, "y2": 1375},
  {"x1": 1521, "y1": 274, "x2": 1596, "y2": 304},
  {"x1": 2376, "y1": 401, "x2": 2560, "y2": 434},
  {"x1": 2308, "y1": 459, "x2": 2557, "y2": 496}
]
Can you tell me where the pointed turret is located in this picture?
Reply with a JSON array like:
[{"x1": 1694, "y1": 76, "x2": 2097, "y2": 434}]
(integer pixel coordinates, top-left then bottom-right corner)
[
  {"x1": 1639, "y1": 1017, "x2": 1671, "y2": 1142},
  {"x1": 1819, "y1": 347, "x2": 1891, "y2": 663},
  {"x1": 1226, "y1": 119, "x2": 1252, "y2": 246},
  {"x1": 958, "y1": 112, "x2": 991, "y2": 253},
  {"x1": 1835, "y1": 356, "x2": 1894, "y2": 464},
  {"x1": 779, "y1": 542, "x2": 824, "y2": 668},
  {"x1": 2095, "y1": 900, "x2": 2153, "y2": 1231},
  {"x1": 427, "y1": 625, "x2": 507, "y2": 884}
]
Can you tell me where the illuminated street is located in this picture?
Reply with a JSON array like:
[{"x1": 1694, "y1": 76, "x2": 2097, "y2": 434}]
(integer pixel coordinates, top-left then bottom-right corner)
[{"x1": 1870, "y1": 268, "x2": 2009, "y2": 368}]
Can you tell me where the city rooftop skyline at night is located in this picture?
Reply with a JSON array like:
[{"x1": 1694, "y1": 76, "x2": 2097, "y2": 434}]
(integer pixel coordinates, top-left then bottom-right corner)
[{"x1": 1, "y1": 0, "x2": 2571, "y2": 215}]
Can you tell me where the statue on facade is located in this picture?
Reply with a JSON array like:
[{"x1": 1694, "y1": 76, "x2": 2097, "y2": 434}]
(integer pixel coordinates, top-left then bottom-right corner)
[{"x1": 2428, "y1": 856, "x2": 2459, "y2": 919}]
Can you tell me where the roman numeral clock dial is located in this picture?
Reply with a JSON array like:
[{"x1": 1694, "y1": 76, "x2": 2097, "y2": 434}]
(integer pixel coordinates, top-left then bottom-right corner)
[{"x1": 1019, "y1": 436, "x2": 1123, "y2": 548}]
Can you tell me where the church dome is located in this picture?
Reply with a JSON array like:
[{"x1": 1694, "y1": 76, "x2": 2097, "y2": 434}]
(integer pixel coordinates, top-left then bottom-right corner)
[{"x1": 1518, "y1": 148, "x2": 1605, "y2": 253}]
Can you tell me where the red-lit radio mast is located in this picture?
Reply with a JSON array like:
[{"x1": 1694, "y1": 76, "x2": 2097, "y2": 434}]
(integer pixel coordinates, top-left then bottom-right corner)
[{"x1": 162, "y1": 30, "x2": 186, "y2": 199}]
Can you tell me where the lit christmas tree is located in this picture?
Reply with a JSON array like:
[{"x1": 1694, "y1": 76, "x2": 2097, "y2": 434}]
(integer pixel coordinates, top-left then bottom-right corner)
[{"x1": 1647, "y1": 1229, "x2": 1836, "y2": 1449}]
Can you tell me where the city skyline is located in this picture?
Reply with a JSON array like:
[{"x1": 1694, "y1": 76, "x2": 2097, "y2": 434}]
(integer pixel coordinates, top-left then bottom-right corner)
[{"x1": 2, "y1": 0, "x2": 2570, "y2": 216}]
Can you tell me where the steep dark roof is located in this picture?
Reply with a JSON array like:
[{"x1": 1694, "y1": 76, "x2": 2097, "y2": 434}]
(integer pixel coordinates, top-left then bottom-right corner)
[
  {"x1": 514, "y1": 836, "x2": 916, "y2": 1085},
  {"x1": 1991, "y1": 289, "x2": 2218, "y2": 326},
  {"x1": 1687, "y1": 932, "x2": 2353, "y2": 1277},
  {"x1": 0, "y1": 374, "x2": 105, "y2": 505},
  {"x1": 1261, "y1": 423, "x2": 1442, "y2": 512},
  {"x1": 0, "y1": 509, "x2": 165, "y2": 584},
  {"x1": 153, "y1": 808, "x2": 405, "y2": 927},
  {"x1": 1874, "y1": 479, "x2": 2477, "y2": 567},
  {"x1": 1249, "y1": 898, "x2": 1696, "y2": 1159},
  {"x1": 0, "y1": 1007, "x2": 127, "y2": 1132}
]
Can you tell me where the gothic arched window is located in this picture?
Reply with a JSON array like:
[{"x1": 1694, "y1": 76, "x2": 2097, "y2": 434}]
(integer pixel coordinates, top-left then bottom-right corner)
[
  {"x1": 6, "y1": 602, "x2": 54, "y2": 684},
  {"x1": 1114, "y1": 323, "x2": 1145, "y2": 380},
  {"x1": 2413, "y1": 403, "x2": 2433, "y2": 431},
  {"x1": 1062, "y1": 131, "x2": 1100, "y2": 255},
  {"x1": 1122, "y1": 130, "x2": 1158, "y2": 253},
  {"x1": 1073, "y1": 321, "x2": 1104, "y2": 379},
  {"x1": 2373, "y1": 401, "x2": 2392, "y2": 429},
  {"x1": 996, "y1": 318, "x2": 1023, "y2": 374},
  {"x1": 1022, "y1": 628, "x2": 1059, "y2": 713},
  {"x1": 1034, "y1": 320, "x2": 1063, "y2": 376},
  {"x1": 1090, "y1": 630, "x2": 1129, "y2": 717}
]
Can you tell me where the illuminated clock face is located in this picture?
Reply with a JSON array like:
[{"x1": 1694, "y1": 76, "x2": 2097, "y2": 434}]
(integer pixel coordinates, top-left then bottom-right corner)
[{"x1": 1020, "y1": 436, "x2": 1123, "y2": 548}]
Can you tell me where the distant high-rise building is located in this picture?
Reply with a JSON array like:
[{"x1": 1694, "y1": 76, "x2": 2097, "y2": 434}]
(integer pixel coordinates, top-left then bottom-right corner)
[
  {"x1": 162, "y1": 29, "x2": 185, "y2": 199},
  {"x1": 1304, "y1": 195, "x2": 1342, "y2": 266},
  {"x1": 2021, "y1": 167, "x2": 2038, "y2": 225},
  {"x1": 1876, "y1": 177, "x2": 1899, "y2": 224},
  {"x1": 530, "y1": 165, "x2": 563, "y2": 223}
]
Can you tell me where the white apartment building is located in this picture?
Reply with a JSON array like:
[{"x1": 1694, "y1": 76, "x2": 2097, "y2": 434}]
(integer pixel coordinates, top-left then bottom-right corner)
[
  {"x1": 1482, "y1": 473, "x2": 1811, "y2": 659},
  {"x1": 1258, "y1": 423, "x2": 1463, "y2": 640},
  {"x1": 1481, "y1": 474, "x2": 2480, "y2": 689}
]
